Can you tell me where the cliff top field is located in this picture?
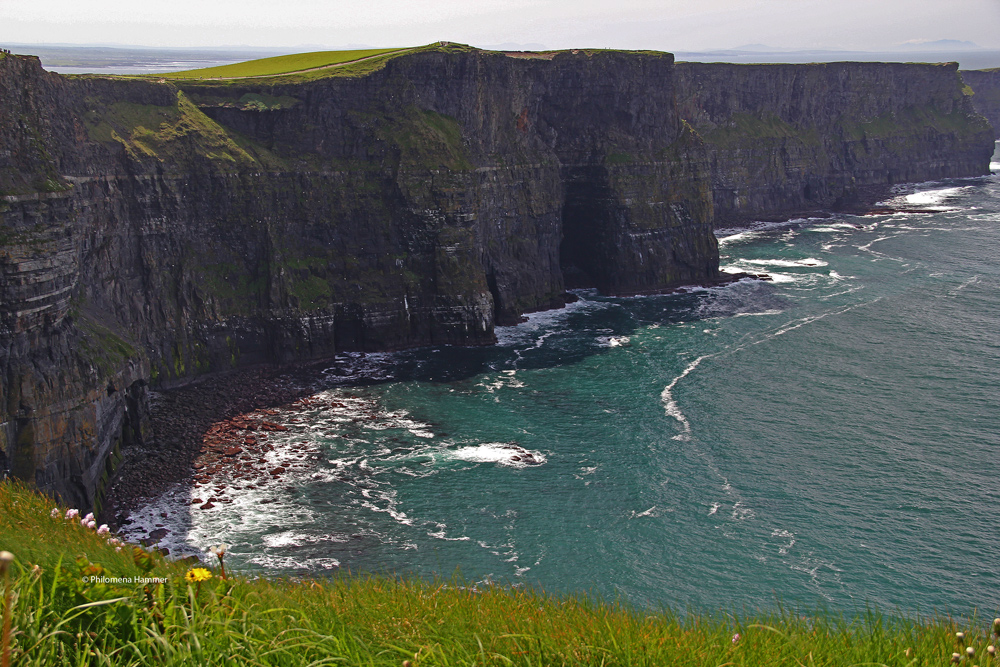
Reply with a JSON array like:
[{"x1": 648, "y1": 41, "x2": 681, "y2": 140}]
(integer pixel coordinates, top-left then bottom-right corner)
[
  {"x1": 158, "y1": 46, "x2": 415, "y2": 80},
  {"x1": 1, "y1": 480, "x2": 997, "y2": 666},
  {"x1": 151, "y1": 42, "x2": 485, "y2": 82}
]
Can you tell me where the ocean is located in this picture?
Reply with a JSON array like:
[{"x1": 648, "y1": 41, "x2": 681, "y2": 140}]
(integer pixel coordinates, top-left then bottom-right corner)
[{"x1": 126, "y1": 144, "x2": 1000, "y2": 616}]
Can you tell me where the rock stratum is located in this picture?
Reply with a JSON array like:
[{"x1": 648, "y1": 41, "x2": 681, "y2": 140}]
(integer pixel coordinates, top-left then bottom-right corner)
[{"x1": 0, "y1": 44, "x2": 993, "y2": 510}]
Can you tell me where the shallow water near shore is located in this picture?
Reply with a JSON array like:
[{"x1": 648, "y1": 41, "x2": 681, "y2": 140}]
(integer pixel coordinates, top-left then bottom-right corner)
[{"x1": 126, "y1": 146, "x2": 1000, "y2": 615}]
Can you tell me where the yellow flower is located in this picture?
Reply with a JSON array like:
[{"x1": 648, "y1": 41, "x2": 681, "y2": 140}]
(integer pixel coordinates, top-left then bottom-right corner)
[{"x1": 185, "y1": 567, "x2": 213, "y2": 583}]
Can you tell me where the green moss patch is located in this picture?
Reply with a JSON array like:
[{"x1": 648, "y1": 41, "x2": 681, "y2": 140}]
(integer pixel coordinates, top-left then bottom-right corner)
[
  {"x1": 75, "y1": 316, "x2": 138, "y2": 379},
  {"x1": 379, "y1": 106, "x2": 472, "y2": 172},
  {"x1": 83, "y1": 91, "x2": 259, "y2": 169}
]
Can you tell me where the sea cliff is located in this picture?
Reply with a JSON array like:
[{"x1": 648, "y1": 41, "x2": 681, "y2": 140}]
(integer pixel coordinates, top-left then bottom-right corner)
[
  {"x1": 961, "y1": 68, "x2": 1000, "y2": 140},
  {"x1": 674, "y1": 61, "x2": 994, "y2": 225},
  {"x1": 0, "y1": 45, "x2": 993, "y2": 509}
]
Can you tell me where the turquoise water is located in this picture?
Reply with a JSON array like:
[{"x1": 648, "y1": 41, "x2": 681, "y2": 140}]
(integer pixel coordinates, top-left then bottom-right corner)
[{"x1": 130, "y1": 148, "x2": 1000, "y2": 615}]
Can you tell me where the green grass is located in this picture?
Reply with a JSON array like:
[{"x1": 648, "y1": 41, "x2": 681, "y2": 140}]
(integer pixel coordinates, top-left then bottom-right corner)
[
  {"x1": 2, "y1": 480, "x2": 998, "y2": 665},
  {"x1": 161, "y1": 48, "x2": 412, "y2": 80}
]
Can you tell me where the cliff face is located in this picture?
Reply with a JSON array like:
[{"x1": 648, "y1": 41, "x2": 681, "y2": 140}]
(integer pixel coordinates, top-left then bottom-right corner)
[
  {"x1": 961, "y1": 68, "x2": 1000, "y2": 140},
  {"x1": 0, "y1": 47, "x2": 993, "y2": 509},
  {"x1": 0, "y1": 47, "x2": 715, "y2": 508},
  {"x1": 674, "y1": 62, "x2": 994, "y2": 225}
]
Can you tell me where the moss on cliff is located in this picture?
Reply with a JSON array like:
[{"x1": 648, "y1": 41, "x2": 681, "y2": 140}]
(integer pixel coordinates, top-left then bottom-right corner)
[
  {"x1": 379, "y1": 106, "x2": 473, "y2": 172},
  {"x1": 83, "y1": 90, "x2": 260, "y2": 169},
  {"x1": 703, "y1": 113, "x2": 821, "y2": 149},
  {"x1": 76, "y1": 316, "x2": 138, "y2": 379}
]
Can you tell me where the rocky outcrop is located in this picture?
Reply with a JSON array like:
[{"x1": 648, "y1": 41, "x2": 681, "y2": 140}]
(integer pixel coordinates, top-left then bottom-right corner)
[
  {"x1": 674, "y1": 62, "x2": 994, "y2": 225},
  {"x1": 961, "y1": 68, "x2": 1000, "y2": 140},
  {"x1": 0, "y1": 47, "x2": 993, "y2": 510}
]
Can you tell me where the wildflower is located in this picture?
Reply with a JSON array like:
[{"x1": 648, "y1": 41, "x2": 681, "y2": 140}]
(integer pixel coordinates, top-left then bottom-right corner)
[
  {"x1": 994, "y1": 618, "x2": 1000, "y2": 636},
  {"x1": 65, "y1": 509, "x2": 79, "y2": 520},
  {"x1": 210, "y1": 544, "x2": 228, "y2": 580},
  {"x1": 967, "y1": 647, "x2": 976, "y2": 658},
  {"x1": 97, "y1": 524, "x2": 110, "y2": 536},
  {"x1": 115, "y1": 547, "x2": 122, "y2": 553},
  {"x1": 958, "y1": 632, "x2": 967, "y2": 645},
  {"x1": 85, "y1": 520, "x2": 96, "y2": 529},
  {"x1": 731, "y1": 633, "x2": 741, "y2": 645},
  {"x1": 987, "y1": 646, "x2": 996, "y2": 657},
  {"x1": 185, "y1": 568, "x2": 212, "y2": 584},
  {"x1": 50, "y1": 508, "x2": 60, "y2": 518},
  {"x1": 107, "y1": 537, "x2": 120, "y2": 546},
  {"x1": 83, "y1": 512, "x2": 94, "y2": 523},
  {"x1": 952, "y1": 653, "x2": 962, "y2": 664}
]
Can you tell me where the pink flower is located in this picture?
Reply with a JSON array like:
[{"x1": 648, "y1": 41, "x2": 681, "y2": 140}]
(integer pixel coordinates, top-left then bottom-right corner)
[
  {"x1": 732, "y1": 633, "x2": 741, "y2": 645},
  {"x1": 86, "y1": 520, "x2": 96, "y2": 529},
  {"x1": 65, "y1": 509, "x2": 79, "y2": 520},
  {"x1": 83, "y1": 513, "x2": 95, "y2": 523},
  {"x1": 50, "y1": 508, "x2": 60, "y2": 518},
  {"x1": 97, "y1": 524, "x2": 110, "y2": 536},
  {"x1": 115, "y1": 546, "x2": 122, "y2": 553}
]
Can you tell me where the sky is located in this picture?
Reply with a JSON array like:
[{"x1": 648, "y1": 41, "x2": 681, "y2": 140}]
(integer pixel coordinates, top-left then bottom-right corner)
[{"x1": 1, "y1": 0, "x2": 998, "y2": 52}]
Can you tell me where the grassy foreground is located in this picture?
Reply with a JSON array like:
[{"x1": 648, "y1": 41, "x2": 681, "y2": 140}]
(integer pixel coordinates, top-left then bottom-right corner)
[{"x1": 1, "y1": 481, "x2": 997, "y2": 666}]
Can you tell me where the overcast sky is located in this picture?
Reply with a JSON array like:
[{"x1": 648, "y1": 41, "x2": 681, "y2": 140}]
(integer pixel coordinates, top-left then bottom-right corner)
[{"x1": 1, "y1": 0, "x2": 998, "y2": 52}]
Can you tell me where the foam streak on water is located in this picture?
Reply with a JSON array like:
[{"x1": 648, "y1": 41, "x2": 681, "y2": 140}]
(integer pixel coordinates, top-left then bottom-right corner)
[{"x1": 127, "y1": 158, "x2": 1000, "y2": 614}]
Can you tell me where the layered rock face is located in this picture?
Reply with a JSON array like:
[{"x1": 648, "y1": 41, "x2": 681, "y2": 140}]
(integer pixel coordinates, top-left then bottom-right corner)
[
  {"x1": 674, "y1": 62, "x2": 994, "y2": 225},
  {"x1": 961, "y1": 68, "x2": 1000, "y2": 140},
  {"x1": 0, "y1": 47, "x2": 993, "y2": 509},
  {"x1": 0, "y1": 47, "x2": 714, "y2": 508}
]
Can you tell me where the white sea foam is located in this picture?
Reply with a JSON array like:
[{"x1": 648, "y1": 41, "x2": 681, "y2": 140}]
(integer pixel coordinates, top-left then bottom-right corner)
[
  {"x1": 427, "y1": 523, "x2": 472, "y2": 541},
  {"x1": 804, "y1": 223, "x2": 860, "y2": 233},
  {"x1": 477, "y1": 370, "x2": 526, "y2": 393},
  {"x1": 716, "y1": 217, "x2": 827, "y2": 246},
  {"x1": 660, "y1": 355, "x2": 711, "y2": 441},
  {"x1": 902, "y1": 186, "x2": 968, "y2": 206},
  {"x1": 771, "y1": 528, "x2": 796, "y2": 555},
  {"x1": 731, "y1": 502, "x2": 754, "y2": 521},
  {"x1": 631, "y1": 506, "x2": 657, "y2": 518},
  {"x1": 742, "y1": 257, "x2": 828, "y2": 268},
  {"x1": 732, "y1": 309, "x2": 784, "y2": 318},
  {"x1": 261, "y1": 530, "x2": 347, "y2": 548},
  {"x1": 946, "y1": 275, "x2": 980, "y2": 296},
  {"x1": 596, "y1": 335, "x2": 631, "y2": 347},
  {"x1": 448, "y1": 443, "x2": 546, "y2": 467},
  {"x1": 247, "y1": 555, "x2": 341, "y2": 570},
  {"x1": 494, "y1": 292, "x2": 606, "y2": 346}
]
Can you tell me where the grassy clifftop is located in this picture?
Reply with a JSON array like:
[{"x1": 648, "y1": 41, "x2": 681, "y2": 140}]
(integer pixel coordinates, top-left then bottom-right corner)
[
  {"x1": 1, "y1": 481, "x2": 996, "y2": 666},
  {"x1": 153, "y1": 42, "x2": 478, "y2": 83}
]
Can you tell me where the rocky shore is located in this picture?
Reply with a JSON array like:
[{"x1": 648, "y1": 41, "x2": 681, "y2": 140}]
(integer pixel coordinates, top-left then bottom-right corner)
[{"x1": 100, "y1": 363, "x2": 331, "y2": 529}]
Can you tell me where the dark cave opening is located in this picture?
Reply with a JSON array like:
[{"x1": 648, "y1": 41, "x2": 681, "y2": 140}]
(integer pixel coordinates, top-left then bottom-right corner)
[{"x1": 559, "y1": 169, "x2": 614, "y2": 291}]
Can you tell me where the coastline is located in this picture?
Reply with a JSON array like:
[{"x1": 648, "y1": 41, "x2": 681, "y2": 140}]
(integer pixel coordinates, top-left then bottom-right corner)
[
  {"x1": 101, "y1": 194, "x2": 925, "y2": 533},
  {"x1": 100, "y1": 363, "x2": 330, "y2": 529}
]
